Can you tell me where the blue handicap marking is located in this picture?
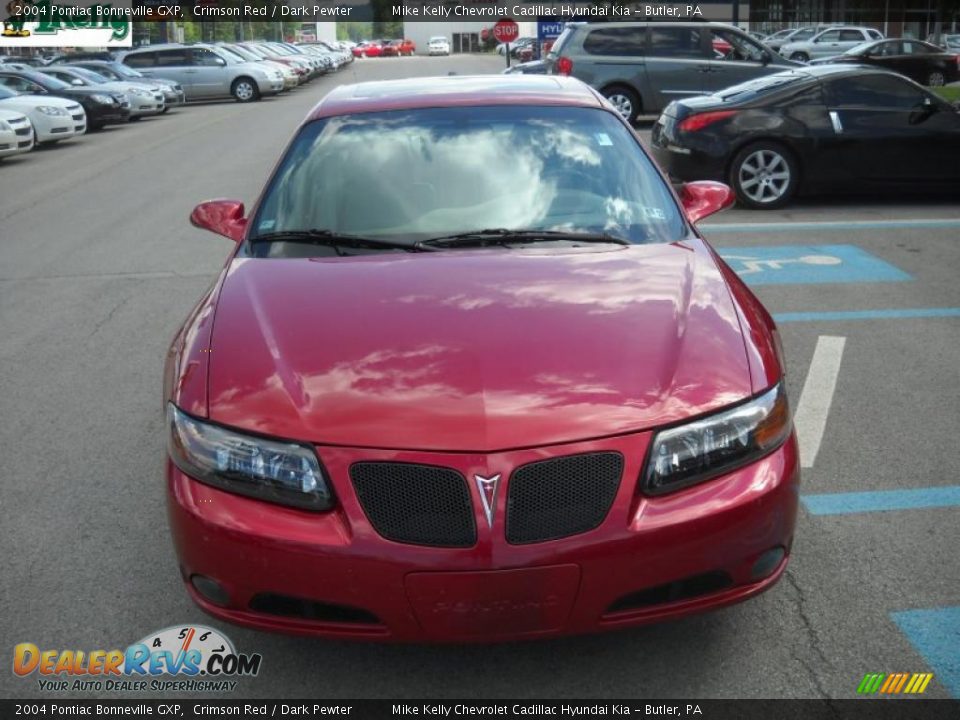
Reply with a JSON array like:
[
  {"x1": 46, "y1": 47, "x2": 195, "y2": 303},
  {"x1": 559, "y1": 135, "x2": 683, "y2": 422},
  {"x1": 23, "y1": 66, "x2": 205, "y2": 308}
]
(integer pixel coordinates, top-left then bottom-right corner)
[
  {"x1": 891, "y1": 607, "x2": 960, "y2": 698},
  {"x1": 716, "y1": 244, "x2": 911, "y2": 285}
]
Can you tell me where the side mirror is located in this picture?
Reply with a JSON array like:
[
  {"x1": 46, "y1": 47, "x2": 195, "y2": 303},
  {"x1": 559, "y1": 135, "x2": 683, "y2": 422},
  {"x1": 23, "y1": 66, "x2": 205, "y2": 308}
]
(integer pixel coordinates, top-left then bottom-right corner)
[
  {"x1": 190, "y1": 200, "x2": 247, "y2": 242},
  {"x1": 761, "y1": 49, "x2": 772, "y2": 65},
  {"x1": 680, "y1": 181, "x2": 736, "y2": 224}
]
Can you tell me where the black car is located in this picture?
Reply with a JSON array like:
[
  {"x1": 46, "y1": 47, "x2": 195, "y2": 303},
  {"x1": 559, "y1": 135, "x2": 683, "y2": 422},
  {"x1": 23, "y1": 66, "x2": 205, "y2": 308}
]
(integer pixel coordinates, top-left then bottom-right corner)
[
  {"x1": 812, "y1": 38, "x2": 960, "y2": 87},
  {"x1": 0, "y1": 68, "x2": 129, "y2": 130},
  {"x1": 650, "y1": 65, "x2": 960, "y2": 208}
]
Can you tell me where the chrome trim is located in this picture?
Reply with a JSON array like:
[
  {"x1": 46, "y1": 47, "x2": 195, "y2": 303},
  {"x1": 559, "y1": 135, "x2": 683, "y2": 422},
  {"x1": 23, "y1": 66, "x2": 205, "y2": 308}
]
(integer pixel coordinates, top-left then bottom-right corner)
[
  {"x1": 474, "y1": 474, "x2": 501, "y2": 529},
  {"x1": 829, "y1": 110, "x2": 843, "y2": 134}
]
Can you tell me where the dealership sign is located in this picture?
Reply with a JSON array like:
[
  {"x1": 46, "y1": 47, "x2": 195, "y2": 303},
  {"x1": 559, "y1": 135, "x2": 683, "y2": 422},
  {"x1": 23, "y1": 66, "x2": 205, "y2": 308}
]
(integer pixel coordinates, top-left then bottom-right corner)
[{"x1": 1, "y1": 0, "x2": 132, "y2": 47}]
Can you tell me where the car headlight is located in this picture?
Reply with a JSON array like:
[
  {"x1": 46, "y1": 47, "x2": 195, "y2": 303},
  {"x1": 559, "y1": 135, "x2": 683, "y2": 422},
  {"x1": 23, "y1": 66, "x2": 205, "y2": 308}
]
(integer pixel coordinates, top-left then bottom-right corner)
[
  {"x1": 90, "y1": 93, "x2": 114, "y2": 104},
  {"x1": 132, "y1": 88, "x2": 152, "y2": 97},
  {"x1": 0, "y1": 120, "x2": 10, "y2": 131},
  {"x1": 167, "y1": 404, "x2": 333, "y2": 511},
  {"x1": 37, "y1": 106, "x2": 68, "y2": 116},
  {"x1": 642, "y1": 382, "x2": 791, "y2": 495}
]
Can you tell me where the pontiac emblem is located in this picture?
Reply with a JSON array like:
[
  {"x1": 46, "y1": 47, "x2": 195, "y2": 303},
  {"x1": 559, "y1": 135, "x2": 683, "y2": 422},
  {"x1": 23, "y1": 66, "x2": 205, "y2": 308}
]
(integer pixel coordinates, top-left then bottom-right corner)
[{"x1": 474, "y1": 474, "x2": 501, "y2": 528}]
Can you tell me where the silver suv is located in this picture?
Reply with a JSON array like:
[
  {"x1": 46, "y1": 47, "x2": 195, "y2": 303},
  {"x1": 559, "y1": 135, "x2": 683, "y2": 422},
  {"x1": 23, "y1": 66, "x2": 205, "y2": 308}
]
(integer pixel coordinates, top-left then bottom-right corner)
[
  {"x1": 780, "y1": 27, "x2": 884, "y2": 63},
  {"x1": 118, "y1": 43, "x2": 284, "y2": 102},
  {"x1": 546, "y1": 22, "x2": 797, "y2": 123}
]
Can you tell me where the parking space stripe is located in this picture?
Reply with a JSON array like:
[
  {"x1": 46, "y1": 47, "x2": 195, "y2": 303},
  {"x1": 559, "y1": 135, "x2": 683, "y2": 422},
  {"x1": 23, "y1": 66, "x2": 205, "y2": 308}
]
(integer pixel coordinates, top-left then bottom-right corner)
[
  {"x1": 891, "y1": 607, "x2": 960, "y2": 698},
  {"x1": 794, "y1": 335, "x2": 845, "y2": 469},
  {"x1": 702, "y1": 219, "x2": 960, "y2": 233},
  {"x1": 775, "y1": 308, "x2": 960, "y2": 323},
  {"x1": 802, "y1": 486, "x2": 960, "y2": 515}
]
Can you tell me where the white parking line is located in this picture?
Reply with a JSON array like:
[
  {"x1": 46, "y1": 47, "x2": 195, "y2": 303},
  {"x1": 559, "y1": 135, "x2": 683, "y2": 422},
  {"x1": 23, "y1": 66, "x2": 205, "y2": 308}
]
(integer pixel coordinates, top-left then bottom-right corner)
[{"x1": 794, "y1": 336, "x2": 846, "y2": 469}]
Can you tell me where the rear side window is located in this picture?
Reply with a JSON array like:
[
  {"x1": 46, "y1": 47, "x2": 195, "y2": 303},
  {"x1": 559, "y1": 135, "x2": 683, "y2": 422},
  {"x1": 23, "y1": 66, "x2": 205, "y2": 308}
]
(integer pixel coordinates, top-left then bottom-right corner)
[
  {"x1": 828, "y1": 75, "x2": 926, "y2": 109},
  {"x1": 868, "y1": 30, "x2": 884, "y2": 40},
  {"x1": 583, "y1": 27, "x2": 645, "y2": 56},
  {"x1": 648, "y1": 27, "x2": 707, "y2": 58},
  {"x1": 124, "y1": 52, "x2": 155, "y2": 68},
  {"x1": 155, "y1": 50, "x2": 189, "y2": 67},
  {"x1": 841, "y1": 30, "x2": 866, "y2": 42}
]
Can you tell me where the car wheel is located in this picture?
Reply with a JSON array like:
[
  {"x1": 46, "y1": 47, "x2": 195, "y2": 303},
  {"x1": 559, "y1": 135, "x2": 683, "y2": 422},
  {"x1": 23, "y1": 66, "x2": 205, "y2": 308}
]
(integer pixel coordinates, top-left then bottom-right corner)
[
  {"x1": 601, "y1": 85, "x2": 641, "y2": 125},
  {"x1": 729, "y1": 142, "x2": 799, "y2": 210},
  {"x1": 927, "y1": 71, "x2": 945, "y2": 86},
  {"x1": 231, "y1": 77, "x2": 259, "y2": 103},
  {"x1": 789, "y1": 52, "x2": 810, "y2": 63}
]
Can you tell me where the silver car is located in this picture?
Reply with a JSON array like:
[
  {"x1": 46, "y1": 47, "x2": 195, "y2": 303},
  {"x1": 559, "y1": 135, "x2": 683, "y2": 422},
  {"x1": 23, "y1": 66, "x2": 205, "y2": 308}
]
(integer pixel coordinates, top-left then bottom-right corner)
[
  {"x1": 781, "y1": 27, "x2": 884, "y2": 63},
  {"x1": 59, "y1": 60, "x2": 186, "y2": 109},
  {"x1": 546, "y1": 22, "x2": 797, "y2": 123},
  {"x1": 118, "y1": 43, "x2": 284, "y2": 102},
  {"x1": 38, "y1": 66, "x2": 165, "y2": 118}
]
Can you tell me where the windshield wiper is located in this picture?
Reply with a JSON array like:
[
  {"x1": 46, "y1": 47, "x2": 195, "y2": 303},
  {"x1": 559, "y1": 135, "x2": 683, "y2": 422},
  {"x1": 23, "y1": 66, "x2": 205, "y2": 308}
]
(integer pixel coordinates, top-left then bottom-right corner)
[
  {"x1": 250, "y1": 229, "x2": 421, "y2": 253},
  {"x1": 416, "y1": 228, "x2": 630, "y2": 250}
]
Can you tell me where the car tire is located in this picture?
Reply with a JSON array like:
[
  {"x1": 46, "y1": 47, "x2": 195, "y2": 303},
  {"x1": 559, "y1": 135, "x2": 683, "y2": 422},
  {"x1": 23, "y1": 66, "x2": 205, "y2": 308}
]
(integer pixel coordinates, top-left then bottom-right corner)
[
  {"x1": 729, "y1": 141, "x2": 800, "y2": 210},
  {"x1": 789, "y1": 52, "x2": 810, "y2": 63},
  {"x1": 601, "y1": 85, "x2": 641, "y2": 125},
  {"x1": 927, "y1": 71, "x2": 945, "y2": 86},
  {"x1": 231, "y1": 77, "x2": 260, "y2": 103}
]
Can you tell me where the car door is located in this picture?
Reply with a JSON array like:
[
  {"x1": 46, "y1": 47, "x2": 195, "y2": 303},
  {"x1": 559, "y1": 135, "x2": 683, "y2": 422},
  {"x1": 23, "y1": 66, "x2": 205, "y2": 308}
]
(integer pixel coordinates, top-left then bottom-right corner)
[
  {"x1": 706, "y1": 27, "x2": 789, "y2": 91},
  {"x1": 642, "y1": 25, "x2": 712, "y2": 109},
  {"x1": 188, "y1": 48, "x2": 229, "y2": 98},
  {"x1": 137, "y1": 49, "x2": 193, "y2": 95},
  {"x1": 808, "y1": 29, "x2": 845, "y2": 59},
  {"x1": 824, "y1": 73, "x2": 960, "y2": 184}
]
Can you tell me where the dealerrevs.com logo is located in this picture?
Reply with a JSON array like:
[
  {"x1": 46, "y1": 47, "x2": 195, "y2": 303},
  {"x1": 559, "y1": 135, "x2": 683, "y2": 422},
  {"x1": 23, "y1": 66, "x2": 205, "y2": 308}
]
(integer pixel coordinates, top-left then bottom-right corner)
[
  {"x1": 1, "y1": 0, "x2": 131, "y2": 47},
  {"x1": 13, "y1": 625, "x2": 262, "y2": 693}
]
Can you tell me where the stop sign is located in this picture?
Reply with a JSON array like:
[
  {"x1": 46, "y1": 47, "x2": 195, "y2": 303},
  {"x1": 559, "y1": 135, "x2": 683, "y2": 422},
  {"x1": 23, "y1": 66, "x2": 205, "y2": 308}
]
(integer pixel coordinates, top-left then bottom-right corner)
[{"x1": 493, "y1": 19, "x2": 519, "y2": 44}]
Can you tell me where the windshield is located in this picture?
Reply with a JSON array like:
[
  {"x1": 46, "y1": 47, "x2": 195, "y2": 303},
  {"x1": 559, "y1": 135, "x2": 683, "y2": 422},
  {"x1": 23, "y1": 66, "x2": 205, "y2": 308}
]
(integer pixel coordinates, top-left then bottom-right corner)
[
  {"x1": 0, "y1": 84, "x2": 17, "y2": 98},
  {"x1": 250, "y1": 105, "x2": 685, "y2": 256},
  {"x1": 226, "y1": 45, "x2": 258, "y2": 61},
  {"x1": 216, "y1": 47, "x2": 246, "y2": 64},
  {"x1": 71, "y1": 67, "x2": 110, "y2": 83},
  {"x1": 792, "y1": 28, "x2": 817, "y2": 41},
  {"x1": 24, "y1": 70, "x2": 69, "y2": 90},
  {"x1": 715, "y1": 70, "x2": 809, "y2": 100}
]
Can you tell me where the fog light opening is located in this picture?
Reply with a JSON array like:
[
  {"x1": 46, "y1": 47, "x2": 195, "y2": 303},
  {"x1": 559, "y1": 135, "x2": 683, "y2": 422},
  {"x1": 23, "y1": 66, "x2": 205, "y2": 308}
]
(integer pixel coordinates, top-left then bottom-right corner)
[
  {"x1": 751, "y1": 546, "x2": 786, "y2": 581},
  {"x1": 190, "y1": 574, "x2": 230, "y2": 607}
]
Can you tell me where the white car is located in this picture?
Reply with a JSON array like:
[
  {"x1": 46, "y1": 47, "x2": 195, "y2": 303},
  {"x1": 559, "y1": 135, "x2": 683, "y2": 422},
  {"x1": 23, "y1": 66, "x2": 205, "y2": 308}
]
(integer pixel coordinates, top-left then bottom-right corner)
[
  {"x1": 39, "y1": 66, "x2": 165, "y2": 118},
  {"x1": 428, "y1": 36, "x2": 451, "y2": 56},
  {"x1": 781, "y1": 26, "x2": 883, "y2": 62},
  {"x1": 0, "y1": 107, "x2": 34, "y2": 159},
  {"x1": 0, "y1": 84, "x2": 86, "y2": 144}
]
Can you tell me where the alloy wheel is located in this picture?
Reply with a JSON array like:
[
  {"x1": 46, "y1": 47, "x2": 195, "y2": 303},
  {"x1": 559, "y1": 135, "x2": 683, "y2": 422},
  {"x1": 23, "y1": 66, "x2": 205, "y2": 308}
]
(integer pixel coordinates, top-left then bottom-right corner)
[
  {"x1": 607, "y1": 93, "x2": 633, "y2": 121},
  {"x1": 234, "y1": 81, "x2": 254, "y2": 102},
  {"x1": 927, "y1": 71, "x2": 945, "y2": 87},
  {"x1": 738, "y1": 149, "x2": 792, "y2": 204}
]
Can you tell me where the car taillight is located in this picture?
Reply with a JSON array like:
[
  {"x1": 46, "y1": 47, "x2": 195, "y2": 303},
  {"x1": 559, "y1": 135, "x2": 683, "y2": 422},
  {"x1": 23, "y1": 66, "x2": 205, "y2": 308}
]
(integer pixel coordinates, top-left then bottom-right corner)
[
  {"x1": 556, "y1": 56, "x2": 573, "y2": 75},
  {"x1": 678, "y1": 110, "x2": 738, "y2": 132}
]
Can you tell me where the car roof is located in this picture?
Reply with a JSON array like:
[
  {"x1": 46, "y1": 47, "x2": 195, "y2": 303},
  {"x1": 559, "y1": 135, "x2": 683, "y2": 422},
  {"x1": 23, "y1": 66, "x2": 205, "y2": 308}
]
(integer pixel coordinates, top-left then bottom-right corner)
[{"x1": 308, "y1": 75, "x2": 604, "y2": 120}]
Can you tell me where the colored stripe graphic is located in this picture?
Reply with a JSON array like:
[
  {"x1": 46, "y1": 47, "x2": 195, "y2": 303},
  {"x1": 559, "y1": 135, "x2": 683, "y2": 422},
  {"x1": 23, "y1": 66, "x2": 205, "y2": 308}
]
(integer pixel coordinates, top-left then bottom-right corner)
[
  {"x1": 857, "y1": 673, "x2": 933, "y2": 694},
  {"x1": 702, "y1": 218, "x2": 960, "y2": 233}
]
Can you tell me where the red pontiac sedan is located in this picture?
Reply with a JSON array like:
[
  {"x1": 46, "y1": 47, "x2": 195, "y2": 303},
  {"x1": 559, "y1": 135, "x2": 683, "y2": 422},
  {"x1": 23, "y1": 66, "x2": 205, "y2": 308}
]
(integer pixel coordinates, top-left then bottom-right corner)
[{"x1": 166, "y1": 75, "x2": 799, "y2": 642}]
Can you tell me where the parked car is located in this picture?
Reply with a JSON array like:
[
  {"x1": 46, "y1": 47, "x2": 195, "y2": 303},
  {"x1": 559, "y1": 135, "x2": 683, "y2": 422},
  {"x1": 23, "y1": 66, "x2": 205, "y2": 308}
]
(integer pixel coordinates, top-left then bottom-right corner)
[
  {"x1": 56, "y1": 60, "x2": 185, "y2": 108},
  {"x1": 811, "y1": 38, "x2": 960, "y2": 86},
  {"x1": 219, "y1": 43, "x2": 300, "y2": 89},
  {"x1": 0, "y1": 83, "x2": 86, "y2": 143},
  {"x1": 763, "y1": 26, "x2": 835, "y2": 53},
  {"x1": 0, "y1": 106, "x2": 34, "y2": 159},
  {"x1": 428, "y1": 36, "x2": 451, "y2": 56},
  {"x1": 497, "y1": 37, "x2": 534, "y2": 56},
  {"x1": 352, "y1": 42, "x2": 383, "y2": 58},
  {"x1": 244, "y1": 42, "x2": 315, "y2": 81},
  {"x1": 546, "y1": 22, "x2": 798, "y2": 123},
  {"x1": 781, "y1": 26, "x2": 883, "y2": 63},
  {"x1": 650, "y1": 66, "x2": 960, "y2": 208},
  {"x1": 119, "y1": 44, "x2": 284, "y2": 102},
  {"x1": 381, "y1": 39, "x2": 416, "y2": 57},
  {"x1": 926, "y1": 33, "x2": 960, "y2": 51},
  {"x1": 503, "y1": 59, "x2": 547, "y2": 75},
  {"x1": 171, "y1": 74, "x2": 798, "y2": 642},
  {"x1": 38, "y1": 65, "x2": 165, "y2": 119},
  {"x1": 0, "y1": 68, "x2": 126, "y2": 130}
]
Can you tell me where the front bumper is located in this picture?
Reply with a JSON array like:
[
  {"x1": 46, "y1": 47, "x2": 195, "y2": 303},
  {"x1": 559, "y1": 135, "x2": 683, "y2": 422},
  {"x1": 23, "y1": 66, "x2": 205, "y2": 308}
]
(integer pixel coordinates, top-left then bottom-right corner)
[
  {"x1": 257, "y1": 78, "x2": 285, "y2": 95},
  {"x1": 168, "y1": 429, "x2": 799, "y2": 642}
]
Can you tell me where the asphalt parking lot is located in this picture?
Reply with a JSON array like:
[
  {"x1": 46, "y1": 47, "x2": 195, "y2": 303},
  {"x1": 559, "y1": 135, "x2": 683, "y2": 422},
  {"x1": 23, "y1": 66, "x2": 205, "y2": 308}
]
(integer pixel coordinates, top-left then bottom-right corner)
[{"x1": 1, "y1": 52, "x2": 958, "y2": 700}]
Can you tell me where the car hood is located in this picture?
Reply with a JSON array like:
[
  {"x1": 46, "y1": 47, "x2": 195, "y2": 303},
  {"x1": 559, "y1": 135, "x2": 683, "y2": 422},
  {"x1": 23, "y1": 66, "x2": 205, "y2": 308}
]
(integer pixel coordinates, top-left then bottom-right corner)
[
  {"x1": 207, "y1": 244, "x2": 753, "y2": 451},
  {"x1": 0, "y1": 94, "x2": 78, "y2": 110}
]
